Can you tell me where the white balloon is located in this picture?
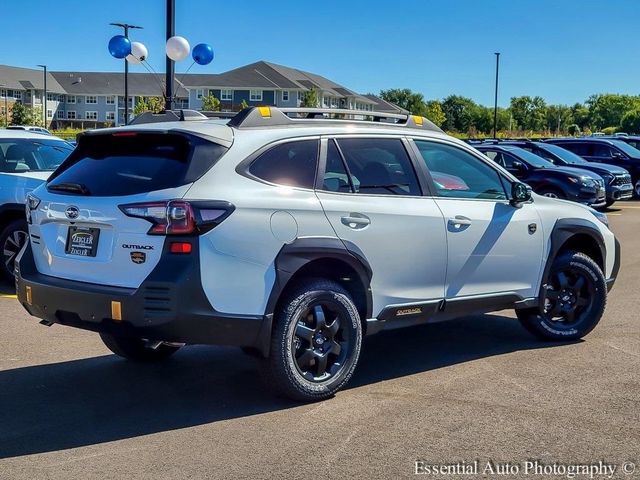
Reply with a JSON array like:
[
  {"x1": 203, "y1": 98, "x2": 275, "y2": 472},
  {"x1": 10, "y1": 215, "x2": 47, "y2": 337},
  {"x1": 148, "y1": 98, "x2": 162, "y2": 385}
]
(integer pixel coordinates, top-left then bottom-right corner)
[
  {"x1": 165, "y1": 36, "x2": 190, "y2": 62},
  {"x1": 126, "y1": 42, "x2": 148, "y2": 64}
]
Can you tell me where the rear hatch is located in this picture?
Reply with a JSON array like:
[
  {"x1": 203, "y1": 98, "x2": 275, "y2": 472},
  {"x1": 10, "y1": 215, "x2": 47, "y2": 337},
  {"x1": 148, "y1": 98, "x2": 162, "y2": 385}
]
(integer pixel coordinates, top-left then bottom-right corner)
[{"x1": 27, "y1": 131, "x2": 228, "y2": 288}]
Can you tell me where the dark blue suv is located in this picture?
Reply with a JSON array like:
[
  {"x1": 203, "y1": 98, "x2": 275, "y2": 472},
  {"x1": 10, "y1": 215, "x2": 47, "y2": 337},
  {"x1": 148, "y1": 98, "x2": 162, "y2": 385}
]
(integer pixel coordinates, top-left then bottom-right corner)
[
  {"x1": 546, "y1": 138, "x2": 640, "y2": 198},
  {"x1": 501, "y1": 140, "x2": 632, "y2": 207}
]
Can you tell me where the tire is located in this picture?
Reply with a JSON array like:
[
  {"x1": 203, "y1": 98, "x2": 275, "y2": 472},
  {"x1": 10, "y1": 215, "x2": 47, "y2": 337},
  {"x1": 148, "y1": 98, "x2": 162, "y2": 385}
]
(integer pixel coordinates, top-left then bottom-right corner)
[
  {"x1": 260, "y1": 278, "x2": 363, "y2": 402},
  {"x1": 605, "y1": 199, "x2": 616, "y2": 208},
  {"x1": 100, "y1": 333, "x2": 181, "y2": 362},
  {"x1": 517, "y1": 251, "x2": 607, "y2": 341},
  {"x1": 0, "y1": 219, "x2": 28, "y2": 281},
  {"x1": 538, "y1": 188, "x2": 565, "y2": 200},
  {"x1": 635, "y1": 179, "x2": 640, "y2": 198}
]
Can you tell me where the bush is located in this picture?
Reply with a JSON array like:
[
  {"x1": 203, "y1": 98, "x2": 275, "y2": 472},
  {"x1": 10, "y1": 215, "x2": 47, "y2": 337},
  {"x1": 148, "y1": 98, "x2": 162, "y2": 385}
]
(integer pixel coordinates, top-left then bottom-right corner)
[
  {"x1": 567, "y1": 124, "x2": 581, "y2": 136},
  {"x1": 601, "y1": 126, "x2": 617, "y2": 135}
]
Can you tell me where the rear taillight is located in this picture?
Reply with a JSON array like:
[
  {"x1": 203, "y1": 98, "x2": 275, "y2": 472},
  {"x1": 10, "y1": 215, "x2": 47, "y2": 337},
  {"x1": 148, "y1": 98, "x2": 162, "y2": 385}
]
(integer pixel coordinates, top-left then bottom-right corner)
[{"x1": 119, "y1": 200, "x2": 233, "y2": 235}]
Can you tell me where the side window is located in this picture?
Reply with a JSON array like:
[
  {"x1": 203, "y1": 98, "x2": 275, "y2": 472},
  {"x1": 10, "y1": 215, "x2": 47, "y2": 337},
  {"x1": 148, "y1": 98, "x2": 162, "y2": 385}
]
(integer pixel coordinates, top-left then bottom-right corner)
[
  {"x1": 322, "y1": 140, "x2": 352, "y2": 193},
  {"x1": 561, "y1": 143, "x2": 589, "y2": 156},
  {"x1": 249, "y1": 139, "x2": 318, "y2": 189},
  {"x1": 591, "y1": 144, "x2": 613, "y2": 158},
  {"x1": 415, "y1": 141, "x2": 507, "y2": 200},
  {"x1": 335, "y1": 138, "x2": 421, "y2": 196},
  {"x1": 534, "y1": 148, "x2": 556, "y2": 163},
  {"x1": 500, "y1": 152, "x2": 523, "y2": 169}
]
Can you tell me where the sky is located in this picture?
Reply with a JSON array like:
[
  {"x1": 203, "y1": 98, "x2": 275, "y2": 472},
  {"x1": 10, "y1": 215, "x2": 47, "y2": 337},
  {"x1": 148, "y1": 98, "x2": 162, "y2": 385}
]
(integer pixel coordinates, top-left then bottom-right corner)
[{"x1": 3, "y1": 0, "x2": 639, "y2": 107}]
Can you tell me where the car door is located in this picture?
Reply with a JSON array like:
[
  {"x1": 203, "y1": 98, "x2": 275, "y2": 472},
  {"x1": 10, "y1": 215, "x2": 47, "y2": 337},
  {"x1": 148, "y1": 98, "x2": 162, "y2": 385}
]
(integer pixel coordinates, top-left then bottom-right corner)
[
  {"x1": 412, "y1": 139, "x2": 544, "y2": 301},
  {"x1": 315, "y1": 137, "x2": 447, "y2": 316}
]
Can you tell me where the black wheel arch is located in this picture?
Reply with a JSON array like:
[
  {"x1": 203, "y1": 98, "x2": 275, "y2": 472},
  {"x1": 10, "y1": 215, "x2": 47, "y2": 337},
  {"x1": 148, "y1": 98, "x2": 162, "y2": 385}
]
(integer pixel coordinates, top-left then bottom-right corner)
[
  {"x1": 256, "y1": 237, "x2": 373, "y2": 357},
  {"x1": 0, "y1": 204, "x2": 28, "y2": 229}
]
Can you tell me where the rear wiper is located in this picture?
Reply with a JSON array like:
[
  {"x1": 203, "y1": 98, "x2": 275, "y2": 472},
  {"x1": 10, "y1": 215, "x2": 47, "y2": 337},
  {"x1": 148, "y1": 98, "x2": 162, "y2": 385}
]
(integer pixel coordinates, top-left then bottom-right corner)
[{"x1": 48, "y1": 182, "x2": 91, "y2": 195}]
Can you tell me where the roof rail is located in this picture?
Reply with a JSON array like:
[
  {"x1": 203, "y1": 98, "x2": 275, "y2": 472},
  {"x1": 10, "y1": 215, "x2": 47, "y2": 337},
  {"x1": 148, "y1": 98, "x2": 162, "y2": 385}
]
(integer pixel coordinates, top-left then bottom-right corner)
[
  {"x1": 226, "y1": 106, "x2": 444, "y2": 133},
  {"x1": 129, "y1": 109, "x2": 208, "y2": 125}
]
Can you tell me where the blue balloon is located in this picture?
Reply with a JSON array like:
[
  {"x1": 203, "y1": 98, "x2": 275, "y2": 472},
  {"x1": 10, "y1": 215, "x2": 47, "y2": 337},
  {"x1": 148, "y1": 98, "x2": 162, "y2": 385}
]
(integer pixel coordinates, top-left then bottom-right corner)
[
  {"x1": 192, "y1": 43, "x2": 214, "y2": 65},
  {"x1": 108, "y1": 35, "x2": 132, "y2": 59}
]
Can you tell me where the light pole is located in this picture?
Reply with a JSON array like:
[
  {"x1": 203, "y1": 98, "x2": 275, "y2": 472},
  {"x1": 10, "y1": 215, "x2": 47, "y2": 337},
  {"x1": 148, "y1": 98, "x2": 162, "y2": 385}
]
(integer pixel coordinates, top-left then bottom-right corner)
[
  {"x1": 493, "y1": 52, "x2": 500, "y2": 139},
  {"x1": 165, "y1": 0, "x2": 175, "y2": 111},
  {"x1": 37, "y1": 64, "x2": 47, "y2": 127},
  {"x1": 110, "y1": 22, "x2": 143, "y2": 124}
]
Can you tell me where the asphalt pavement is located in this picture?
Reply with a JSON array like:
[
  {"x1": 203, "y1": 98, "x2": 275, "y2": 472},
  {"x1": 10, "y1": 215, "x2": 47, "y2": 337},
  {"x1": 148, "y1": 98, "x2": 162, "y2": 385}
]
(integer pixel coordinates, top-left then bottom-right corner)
[{"x1": 0, "y1": 202, "x2": 638, "y2": 479}]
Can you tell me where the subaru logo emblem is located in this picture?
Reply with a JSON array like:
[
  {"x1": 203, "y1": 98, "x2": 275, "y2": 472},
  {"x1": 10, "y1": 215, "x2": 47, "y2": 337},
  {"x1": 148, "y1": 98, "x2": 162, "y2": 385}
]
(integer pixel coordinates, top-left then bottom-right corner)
[{"x1": 65, "y1": 206, "x2": 79, "y2": 219}]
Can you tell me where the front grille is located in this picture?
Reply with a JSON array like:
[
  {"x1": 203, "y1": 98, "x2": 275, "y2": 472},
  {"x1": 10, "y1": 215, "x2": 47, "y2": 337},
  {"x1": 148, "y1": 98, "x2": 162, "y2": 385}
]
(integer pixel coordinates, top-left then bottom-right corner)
[{"x1": 611, "y1": 174, "x2": 632, "y2": 186}]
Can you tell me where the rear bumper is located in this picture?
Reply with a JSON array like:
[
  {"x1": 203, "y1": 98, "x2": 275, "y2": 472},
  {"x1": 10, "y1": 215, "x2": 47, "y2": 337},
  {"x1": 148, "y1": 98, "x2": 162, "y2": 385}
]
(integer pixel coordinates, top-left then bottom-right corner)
[{"x1": 15, "y1": 241, "x2": 269, "y2": 351}]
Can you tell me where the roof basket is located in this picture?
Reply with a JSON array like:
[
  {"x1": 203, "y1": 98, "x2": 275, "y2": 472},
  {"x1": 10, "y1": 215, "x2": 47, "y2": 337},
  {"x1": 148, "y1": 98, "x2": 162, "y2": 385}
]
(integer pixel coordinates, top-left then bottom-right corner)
[
  {"x1": 129, "y1": 109, "x2": 208, "y2": 125},
  {"x1": 226, "y1": 106, "x2": 444, "y2": 133}
]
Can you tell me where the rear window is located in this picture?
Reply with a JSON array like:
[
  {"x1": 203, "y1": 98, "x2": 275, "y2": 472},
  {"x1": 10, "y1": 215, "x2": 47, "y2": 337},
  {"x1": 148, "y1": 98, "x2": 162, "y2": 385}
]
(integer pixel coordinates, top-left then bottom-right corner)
[
  {"x1": 0, "y1": 138, "x2": 73, "y2": 172},
  {"x1": 47, "y1": 133, "x2": 227, "y2": 196}
]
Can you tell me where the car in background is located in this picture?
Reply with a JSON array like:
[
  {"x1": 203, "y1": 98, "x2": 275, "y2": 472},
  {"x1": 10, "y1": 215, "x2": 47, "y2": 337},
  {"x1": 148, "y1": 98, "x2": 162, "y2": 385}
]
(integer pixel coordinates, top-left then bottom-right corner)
[
  {"x1": 499, "y1": 140, "x2": 632, "y2": 207},
  {"x1": 0, "y1": 130, "x2": 73, "y2": 280},
  {"x1": 474, "y1": 143, "x2": 606, "y2": 207},
  {"x1": 602, "y1": 134, "x2": 640, "y2": 150},
  {"x1": 545, "y1": 137, "x2": 640, "y2": 197},
  {"x1": 5, "y1": 126, "x2": 52, "y2": 135}
]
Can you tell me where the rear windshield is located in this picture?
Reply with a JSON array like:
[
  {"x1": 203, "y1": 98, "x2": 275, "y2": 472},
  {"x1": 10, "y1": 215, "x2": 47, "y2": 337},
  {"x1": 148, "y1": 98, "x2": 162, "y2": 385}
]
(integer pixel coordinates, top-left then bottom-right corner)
[
  {"x1": 47, "y1": 133, "x2": 227, "y2": 196},
  {"x1": 0, "y1": 138, "x2": 73, "y2": 172}
]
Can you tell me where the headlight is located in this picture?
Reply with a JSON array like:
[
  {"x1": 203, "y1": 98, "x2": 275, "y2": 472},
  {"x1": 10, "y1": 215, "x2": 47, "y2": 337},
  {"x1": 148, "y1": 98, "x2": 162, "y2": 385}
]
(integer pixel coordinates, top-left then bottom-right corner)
[
  {"x1": 569, "y1": 175, "x2": 595, "y2": 187},
  {"x1": 591, "y1": 209, "x2": 609, "y2": 227}
]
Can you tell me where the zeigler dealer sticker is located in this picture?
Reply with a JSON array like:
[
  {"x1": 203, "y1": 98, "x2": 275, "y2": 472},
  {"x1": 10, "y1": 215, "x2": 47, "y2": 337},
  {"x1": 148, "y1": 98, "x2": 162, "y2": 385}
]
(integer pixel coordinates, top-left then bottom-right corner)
[{"x1": 414, "y1": 460, "x2": 636, "y2": 478}]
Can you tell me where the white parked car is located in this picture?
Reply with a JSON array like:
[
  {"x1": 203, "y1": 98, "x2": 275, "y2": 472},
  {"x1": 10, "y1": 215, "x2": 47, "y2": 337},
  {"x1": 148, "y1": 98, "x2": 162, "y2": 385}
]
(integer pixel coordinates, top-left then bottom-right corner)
[
  {"x1": 16, "y1": 107, "x2": 620, "y2": 401},
  {"x1": 0, "y1": 130, "x2": 73, "y2": 279}
]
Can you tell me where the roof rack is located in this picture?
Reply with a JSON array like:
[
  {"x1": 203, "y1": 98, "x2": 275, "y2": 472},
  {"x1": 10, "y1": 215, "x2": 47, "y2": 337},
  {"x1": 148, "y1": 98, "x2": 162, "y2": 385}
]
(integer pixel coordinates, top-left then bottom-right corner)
[
  {"x1": 129, "y1": 109, "x2": 208, "y2": 125},
  {"x1": 226, "y1": 106, "x2": 444, "y2": 133}
]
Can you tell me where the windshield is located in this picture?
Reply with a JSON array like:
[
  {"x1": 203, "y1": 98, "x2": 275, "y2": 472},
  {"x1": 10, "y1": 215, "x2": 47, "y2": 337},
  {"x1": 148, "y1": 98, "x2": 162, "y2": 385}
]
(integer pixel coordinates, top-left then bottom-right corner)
[
  {"x1": 540, "y1": 144, "x2": 587, "y2": 165},
  {"x1": 610, "y1": 139, "x2": 640, "y2": 157},
  {"x1": 507, "y1": 147, "x2": 554, "y2": 168},
  {"x1": 0, "y1": 138, "x2": 73, "y2": 172}
]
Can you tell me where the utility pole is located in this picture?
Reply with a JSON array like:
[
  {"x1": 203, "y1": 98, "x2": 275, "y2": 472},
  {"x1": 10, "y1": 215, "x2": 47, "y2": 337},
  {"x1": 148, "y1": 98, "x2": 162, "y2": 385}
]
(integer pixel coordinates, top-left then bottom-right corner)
[
  {"x1": 493, "y1": 52, "x2": 500, "y2": 139},
  {"x1": 165, "y1": 0, "x2": 176, "y2": 111},
  {"x1": 37, "y1": 65, "x2": 47, "y2": 127},
  {"x1": 0, "y1": 84, "x2": 8, "y2": 127},
  {"x1": 110, "y1": 22, "x2": 143, "y2": 124}
]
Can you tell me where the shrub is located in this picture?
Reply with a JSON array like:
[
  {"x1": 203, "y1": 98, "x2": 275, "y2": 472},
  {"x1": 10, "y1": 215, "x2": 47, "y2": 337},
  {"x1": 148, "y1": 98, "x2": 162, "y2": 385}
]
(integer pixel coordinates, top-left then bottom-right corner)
[
  {"x1": 620, "y1": 109, "x2": 640, "y2": 134},
  {"x1": 567, "y1": 124, "x2": 581, "y2": 136}
]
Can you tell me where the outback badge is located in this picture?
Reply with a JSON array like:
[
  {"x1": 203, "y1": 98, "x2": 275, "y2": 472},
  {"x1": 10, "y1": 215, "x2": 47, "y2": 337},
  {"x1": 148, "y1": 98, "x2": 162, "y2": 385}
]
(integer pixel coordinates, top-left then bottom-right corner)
[{"x1": 130, "y1": 251, "x2": 146, "y2": 264}]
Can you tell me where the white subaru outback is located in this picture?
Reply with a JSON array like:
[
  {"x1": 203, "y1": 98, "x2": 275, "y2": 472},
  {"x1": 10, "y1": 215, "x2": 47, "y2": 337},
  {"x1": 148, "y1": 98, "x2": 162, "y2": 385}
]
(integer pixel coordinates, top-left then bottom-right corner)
[{"x1": 16, "y1": 107, "x2": 620, "y2": 402}]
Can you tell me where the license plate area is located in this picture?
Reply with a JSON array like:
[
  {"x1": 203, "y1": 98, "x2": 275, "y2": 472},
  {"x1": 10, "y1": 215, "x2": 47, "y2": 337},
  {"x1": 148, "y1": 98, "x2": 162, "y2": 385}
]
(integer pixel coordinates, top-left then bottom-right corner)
[{"x1": 65, "y1": 226, "x2": 100, "y2": 257}]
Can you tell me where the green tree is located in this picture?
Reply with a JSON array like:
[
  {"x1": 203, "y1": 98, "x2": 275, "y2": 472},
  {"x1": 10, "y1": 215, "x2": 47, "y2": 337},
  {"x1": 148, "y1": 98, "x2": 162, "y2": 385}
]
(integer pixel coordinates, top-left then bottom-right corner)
[
  {"x1": 147, "y1": 97, "x2": 164, "y2": 113},
  {"x1": 238, "y1": 99, "x2": 249, "y2": 110},
  {"x1": 133, "y1": 97, "x2": 149, "y2": 116},
  {"x1": 509, "y1": 96, "x2": 547, "y2": 131},
  {"x1": 424, "y1": 100, "x2": 446, "y2": 127},
  {"x1": 379, "y1": 88, "x2": 428, "y2": 116},
  {"x1": 546, "y1": 104, "x2": 574, "y2": 134},
  {"x1": 620, "y1": 109, "x2": 640, "y2": 133},
  {"x1": 201, "y1": 94, "x2": 221, "y2": 111},
  {"x1": 441, "y1": 95, "x2": 477, "y2": 132},
  {"x1": 570, "y1": 103, "x2": 590, "y2": 130},
  {"x1": 300, "y1": 88, "x2": 319, "y2": 108},
  {"x1": 586, "y1": 94, "x2": 640, "y2": 130},
  {"x1": 9, "y1": 102, "x2": 28, "y2": 125}
]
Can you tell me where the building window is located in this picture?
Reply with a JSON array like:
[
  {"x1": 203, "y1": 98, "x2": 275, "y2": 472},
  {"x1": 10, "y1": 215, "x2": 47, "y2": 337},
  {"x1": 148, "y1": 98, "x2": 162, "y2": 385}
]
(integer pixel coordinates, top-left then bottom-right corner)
[
  {"x1": 106, "y1": 112, "x2": 115, "y2": 121},
  {"x1": 282, "y1": 90, "x2": 289, "y2": 102},
  {"x1": 106, "y1": 96, "x2": 115, "y2": 105},
  {"x1": 13, "y1": 91, "x2": 22, "y2": 101},
  {"x1": 85, "y1": 96, "x2": 97, "y2": 104},
  {"x1": 86, "y1": 111, "x2": 98, "y2": 120},
  {"x1": 196, "y1": 89, "x2": 204, "y2": 99},
  {"x1": 0, "y1": 89, "x2": 5, "y2": 98},
  {"x1": 66, "y1": 96, "x2": 76, "y2": 104},
  {"x1": 46, "y1": 93, "x2": 56, "y2": 101},
  {"x1": 57, "y1": 110, "x2": 65, "y2": 119},
  {"x1": 250, "y1": 90, "x2": 263, "y2": 101},
  {"x1": 220, "y1": 89, "x2": 233, "y2": 101},
  {"x1": 47, "y1": 110, "x2": 53, "y2": 118},
  {"x1": 67, "y1": 111, "x2": 76, "y2": 120}
]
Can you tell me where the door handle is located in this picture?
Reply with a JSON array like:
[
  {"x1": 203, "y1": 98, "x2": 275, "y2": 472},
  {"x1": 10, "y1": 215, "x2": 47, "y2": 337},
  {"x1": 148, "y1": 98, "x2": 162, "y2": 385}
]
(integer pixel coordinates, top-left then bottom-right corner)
[
  {"x1": 341, "y1": 213, "x2": 371, "y2": 229},
  {"x1": 448, "y1": 216, "x2": 472, "y2": 227}
]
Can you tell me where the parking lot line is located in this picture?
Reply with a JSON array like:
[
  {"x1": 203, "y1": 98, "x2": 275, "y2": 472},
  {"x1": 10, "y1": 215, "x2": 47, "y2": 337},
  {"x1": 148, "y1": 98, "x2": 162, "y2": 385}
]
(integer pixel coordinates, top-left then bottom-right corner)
[{"x1": 0, "y1": 294, "x2": 17, "y2": 299}]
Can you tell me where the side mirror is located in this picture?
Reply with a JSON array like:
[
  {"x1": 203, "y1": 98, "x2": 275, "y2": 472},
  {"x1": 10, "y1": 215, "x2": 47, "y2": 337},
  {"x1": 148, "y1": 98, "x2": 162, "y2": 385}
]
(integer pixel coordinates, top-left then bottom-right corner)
[
  {"x1": 511, "y1": 160, "x2": 525, "y2": 170},
  {"x1": 612, "y1": 151, "x2": 626, "y2": 160},
  {"x1": 511, "y1": 182, "x2": 532, "y2": 205}
]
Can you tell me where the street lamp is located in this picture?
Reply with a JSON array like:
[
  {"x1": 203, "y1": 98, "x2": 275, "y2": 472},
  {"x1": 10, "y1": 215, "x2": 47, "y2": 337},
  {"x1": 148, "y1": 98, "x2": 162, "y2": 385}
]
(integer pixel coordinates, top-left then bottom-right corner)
[
  {"x1": 493, "y1": 52, "x2": 500, "y2": 139},
  {"x1": 37, "y1": 64, "x2": 47, "y2": 127},
  {"x1": 110, "y1": 22, "x2": 143, "y2": 125}
]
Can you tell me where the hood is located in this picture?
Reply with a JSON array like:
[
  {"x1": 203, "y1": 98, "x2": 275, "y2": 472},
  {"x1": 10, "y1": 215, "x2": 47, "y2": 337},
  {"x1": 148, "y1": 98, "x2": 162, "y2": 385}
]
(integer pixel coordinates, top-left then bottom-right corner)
[
  {"x1": 549, "y1": 165, "x2": 602, "y2": 180},
  {"x1": 575, "y1": 162, "x2": 629, "y2": 176}
]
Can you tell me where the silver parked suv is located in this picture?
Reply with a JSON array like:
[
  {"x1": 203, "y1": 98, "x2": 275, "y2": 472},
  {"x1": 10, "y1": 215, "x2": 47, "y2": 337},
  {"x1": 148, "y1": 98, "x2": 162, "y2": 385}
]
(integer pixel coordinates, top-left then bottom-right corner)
[{"x1": 16, "y1": 107, "x2": 620, "y2": 401}]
